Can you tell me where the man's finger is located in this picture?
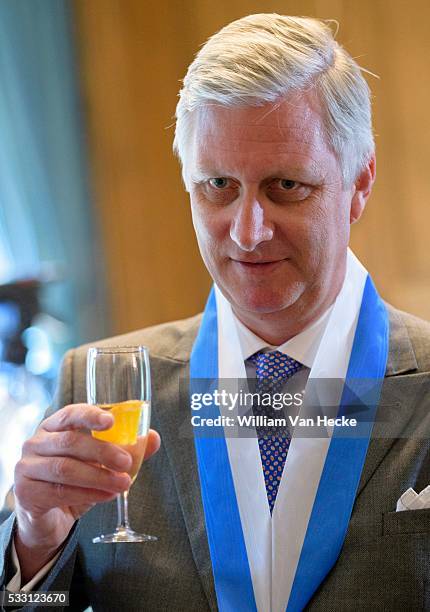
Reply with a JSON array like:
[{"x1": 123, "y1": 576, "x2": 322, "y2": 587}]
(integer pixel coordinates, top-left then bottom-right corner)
[
  {"x1": 26, "y1": 430, "x2": 133, "y2": 473},
  {"x1": 16, "y1": 456, "x2": 131, "y2": 493},
  {"x1": 15, "y1": 476, "x2": 117, "y2": 511},
  {"x1": 144, "y1": 429, "x2": 161, "y2": 460},
  {"x1": 41, "y1": 404, "x2": 114, "y2": 433}
]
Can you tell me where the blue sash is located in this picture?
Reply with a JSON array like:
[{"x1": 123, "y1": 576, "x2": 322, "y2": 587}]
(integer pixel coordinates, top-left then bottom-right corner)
[{"x1": 191, "y1": 277, "x2": 389, "y2": 611}]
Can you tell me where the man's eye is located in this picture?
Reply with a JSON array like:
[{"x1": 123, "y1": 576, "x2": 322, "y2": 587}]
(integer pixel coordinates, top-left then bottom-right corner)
[
  {"x1": 268, "y1": 179, "x2": 312, "y2": 203},
  {"x1": 279, "y1": 179, "x2": 298, "y2": 190},
  {"x1": 208, "y1": 178, "x2": 229, "y2": 189}
]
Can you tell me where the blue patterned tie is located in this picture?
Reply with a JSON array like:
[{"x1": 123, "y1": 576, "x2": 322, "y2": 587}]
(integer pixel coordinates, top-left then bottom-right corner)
[{"x1": 247, "y1": 351, "x2": 303, "y2": 513}]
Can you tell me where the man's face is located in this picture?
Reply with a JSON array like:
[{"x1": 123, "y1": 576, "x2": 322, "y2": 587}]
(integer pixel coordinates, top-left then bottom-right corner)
[{"x1": 185, "y1": 94, "x2": 370, "y2": 327}]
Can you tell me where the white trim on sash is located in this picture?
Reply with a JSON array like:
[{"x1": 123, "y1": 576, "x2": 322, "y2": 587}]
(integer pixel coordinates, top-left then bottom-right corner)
[
  {"x1": 272, "y1": 251, "x2": 367, "y2": 611},
  {"x1": 215, "y1": 288, "x2": 271, "y2": 612}
]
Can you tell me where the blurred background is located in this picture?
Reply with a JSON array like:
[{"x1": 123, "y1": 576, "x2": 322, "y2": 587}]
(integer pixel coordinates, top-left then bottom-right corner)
[{"x1": 0, "y1": 0, "x2": 429, "y2": 516}]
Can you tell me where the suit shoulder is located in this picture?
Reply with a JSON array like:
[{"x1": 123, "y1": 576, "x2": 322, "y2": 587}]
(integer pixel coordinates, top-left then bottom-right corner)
[
  {"x1": 74, "y1": 313, "x2": 203, "y2": 363},
  {"x1": 387, "y1": 304, "x2": 430, "y2": 374}
]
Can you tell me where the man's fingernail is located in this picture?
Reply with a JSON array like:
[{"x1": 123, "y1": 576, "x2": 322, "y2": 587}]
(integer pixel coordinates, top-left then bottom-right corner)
[
  {"x1": 115, "y1": 453, "x2": 131, "y2": 469},
  {"x1": 98, "y1": 413, "x2": 114, "y2": 427}
]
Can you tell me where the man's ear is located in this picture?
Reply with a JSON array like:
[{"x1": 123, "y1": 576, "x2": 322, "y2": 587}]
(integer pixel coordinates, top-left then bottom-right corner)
[{"x1": 350, "y1": 154, "x2": 376, "y2": 224}]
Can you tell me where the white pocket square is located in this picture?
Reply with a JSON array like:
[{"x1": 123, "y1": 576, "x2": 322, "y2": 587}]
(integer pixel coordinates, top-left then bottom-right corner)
[{"x1": 396, "y1": 485, "x2": 430, "y2": 511}]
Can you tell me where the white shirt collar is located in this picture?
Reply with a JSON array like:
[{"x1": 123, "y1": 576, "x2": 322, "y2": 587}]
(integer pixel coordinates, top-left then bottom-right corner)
[{"x1": 232, "y1": 303, "x2": 333, "y2": 368}]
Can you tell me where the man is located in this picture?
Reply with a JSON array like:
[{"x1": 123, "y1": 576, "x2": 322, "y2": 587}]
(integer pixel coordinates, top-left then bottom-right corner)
[{"x1": 1, "y1": 13, "x2": 429, "y2": 612}]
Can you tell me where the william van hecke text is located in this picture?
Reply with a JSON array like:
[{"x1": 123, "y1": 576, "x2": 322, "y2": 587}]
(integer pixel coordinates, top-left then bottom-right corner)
[{"x1": 190, "y1": 414, "x2": 358, "y2": 428}]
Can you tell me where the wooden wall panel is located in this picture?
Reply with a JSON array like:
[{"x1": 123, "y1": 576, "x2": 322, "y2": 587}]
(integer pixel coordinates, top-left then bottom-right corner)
[{"x1": 73, "y1": 0, "x2": 430, "y2": 334}]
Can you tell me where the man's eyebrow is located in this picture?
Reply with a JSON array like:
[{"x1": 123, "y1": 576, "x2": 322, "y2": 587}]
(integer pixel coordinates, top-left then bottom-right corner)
[
  {"x1": 190, "y1": 164, "x2": 324, "y2": 183},
  {"x1": 190, "y1": 168, "x2": 226, "y2": 181}
]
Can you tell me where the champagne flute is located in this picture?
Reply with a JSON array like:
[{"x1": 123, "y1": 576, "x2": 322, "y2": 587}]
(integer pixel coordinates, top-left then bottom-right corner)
[{"x1": 86, "y1": 345, "x2": 157, "y2": 543}]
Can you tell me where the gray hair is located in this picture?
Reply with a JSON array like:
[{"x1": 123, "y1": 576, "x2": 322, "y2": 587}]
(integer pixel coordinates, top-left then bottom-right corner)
[{"x1": 173, "y1": 13, "x2": 374, "y2": 186}]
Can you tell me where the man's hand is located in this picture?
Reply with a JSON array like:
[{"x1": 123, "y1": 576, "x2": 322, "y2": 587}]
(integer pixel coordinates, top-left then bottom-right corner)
[{"x1": 13, "y1": 404, "x2": 161, "y2": 583}]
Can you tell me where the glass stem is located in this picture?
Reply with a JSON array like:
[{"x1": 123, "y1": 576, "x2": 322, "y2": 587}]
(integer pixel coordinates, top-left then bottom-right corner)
[{"x1": 116, "y1": 491, "x2": 130, "y2": 531}]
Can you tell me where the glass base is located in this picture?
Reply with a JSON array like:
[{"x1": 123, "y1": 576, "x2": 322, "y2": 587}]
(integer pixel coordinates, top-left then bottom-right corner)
[{"x1": 93, "y1": 528, "x2": 158, "y2": 544}]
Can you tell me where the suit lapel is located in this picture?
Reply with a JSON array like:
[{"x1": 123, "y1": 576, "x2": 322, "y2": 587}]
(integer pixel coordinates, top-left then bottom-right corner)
[
  {"x1": 151, "y1": 350, "x2": 217, "y2": 611},
  {"x1": 357, "y1": 305, "x2": 418, "y2": 495}
]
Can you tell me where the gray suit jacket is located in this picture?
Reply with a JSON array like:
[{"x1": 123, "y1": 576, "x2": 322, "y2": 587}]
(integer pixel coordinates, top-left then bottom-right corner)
[{"x1": 1, "y1": 305, "x2": 429, "y2": 611}]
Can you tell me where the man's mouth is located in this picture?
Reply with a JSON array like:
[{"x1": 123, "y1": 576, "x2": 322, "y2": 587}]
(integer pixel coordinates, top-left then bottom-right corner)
[{"x1": 231, "y1": 258, "x2": 288, "y2": 271}]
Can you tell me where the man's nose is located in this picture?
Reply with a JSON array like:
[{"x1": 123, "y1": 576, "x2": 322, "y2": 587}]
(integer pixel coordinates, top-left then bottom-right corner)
[{"x1": 229, "y1": 196, "x2": 274, "y2": 251}]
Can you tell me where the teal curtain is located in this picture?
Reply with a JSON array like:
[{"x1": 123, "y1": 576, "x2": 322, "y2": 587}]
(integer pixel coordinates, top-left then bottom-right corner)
[{"x1": 0, "y1": 0, "x2": 110, "y2": 348}]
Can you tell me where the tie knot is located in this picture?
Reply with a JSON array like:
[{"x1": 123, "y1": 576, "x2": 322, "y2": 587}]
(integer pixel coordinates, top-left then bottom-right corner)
[{"x1": 248, "y1": 350, "x2": 302, "y2": 383}]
